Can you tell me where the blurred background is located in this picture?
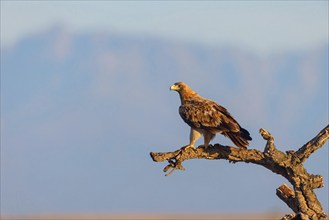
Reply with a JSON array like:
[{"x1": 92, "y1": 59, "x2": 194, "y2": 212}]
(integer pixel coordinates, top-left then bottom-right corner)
[{"x1": 1, "y1": 1, "x2": 328, "y2": 219}]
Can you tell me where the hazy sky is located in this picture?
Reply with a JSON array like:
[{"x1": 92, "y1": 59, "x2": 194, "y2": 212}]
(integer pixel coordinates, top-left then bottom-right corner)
[
  {"x1": 1, "y1": 1, "x2": 328, "y2": 53},
  {"x1": 1, "y1": 1, "x2": 328, "y2": 216}
]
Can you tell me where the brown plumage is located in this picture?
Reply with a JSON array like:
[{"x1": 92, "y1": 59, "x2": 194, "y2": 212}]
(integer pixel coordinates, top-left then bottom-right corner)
[{"x1": 170, "y1": 82, "x2": 252, "y2": 149}]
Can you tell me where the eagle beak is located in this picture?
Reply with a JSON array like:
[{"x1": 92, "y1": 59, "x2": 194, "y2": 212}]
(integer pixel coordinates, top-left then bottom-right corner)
[{"x1": 170, "y1": 84, "x2": 179, "y2": 91}]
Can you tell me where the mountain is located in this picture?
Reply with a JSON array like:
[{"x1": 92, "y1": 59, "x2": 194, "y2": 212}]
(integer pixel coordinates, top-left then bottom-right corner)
[{"x1": 1, "y1": 26, "x2": 328, "y2": 215}]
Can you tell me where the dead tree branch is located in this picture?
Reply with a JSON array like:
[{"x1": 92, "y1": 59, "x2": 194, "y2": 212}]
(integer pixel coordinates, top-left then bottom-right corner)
[{"x1": 150, "y1": 125, "x2": 329, "y2": 220}]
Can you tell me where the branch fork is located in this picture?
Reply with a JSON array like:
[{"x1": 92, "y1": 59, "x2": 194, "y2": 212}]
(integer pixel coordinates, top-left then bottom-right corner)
[{"x1": 150, "y1": 125, "x2": 329, "y2": 220}]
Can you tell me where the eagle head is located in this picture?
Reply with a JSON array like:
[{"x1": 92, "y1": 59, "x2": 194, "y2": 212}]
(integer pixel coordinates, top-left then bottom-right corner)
[
  {"x1": 170, "y1": 82, "x2": 199, "y2": 103},
  {"x1": 170, "y1": 82, "x2": 187, "y2": 92}
]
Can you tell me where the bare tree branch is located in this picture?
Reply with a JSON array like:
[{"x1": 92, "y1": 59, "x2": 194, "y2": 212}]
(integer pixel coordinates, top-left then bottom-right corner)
[
  {"x1": 293, "y1": 125, "x2": 329, "y2": 165},
  {"x1": 150, "y1": 125, "x2": 329, "y2": 220},
  {"x1": 276, "y1": 184, "x2": 298, "y2": 214}
]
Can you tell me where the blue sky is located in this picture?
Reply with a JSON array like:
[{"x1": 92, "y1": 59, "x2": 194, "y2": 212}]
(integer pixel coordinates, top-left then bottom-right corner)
[{"x1": 1, "y1": 1, "x2": 328, "y2": 53}]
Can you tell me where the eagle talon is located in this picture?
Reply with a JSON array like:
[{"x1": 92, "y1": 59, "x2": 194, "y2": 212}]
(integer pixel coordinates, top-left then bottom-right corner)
[
  {"x1": 198, "y1": 145, "x2": 208, "y2": 150},
  {"x1": 181, "y1": 145, "x2": 197, "y2": 151},
  {"x1": 207, "y1": 144, "x2": 213, "y2": 149},
  {"x1": 198, "y1": 144, "x2": 213, "y2": 150}
]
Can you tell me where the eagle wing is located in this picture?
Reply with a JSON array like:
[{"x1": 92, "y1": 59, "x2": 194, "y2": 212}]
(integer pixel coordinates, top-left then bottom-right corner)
[{"x1": 179, "y1": 98, "x2": 240, "y2": 133}]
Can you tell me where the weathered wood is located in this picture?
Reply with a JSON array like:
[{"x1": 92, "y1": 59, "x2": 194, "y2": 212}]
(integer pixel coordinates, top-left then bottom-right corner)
[
  {"x1": 150, "y1": 125, "x2": 329, "y2": 220},
  {"x1": 276, "y1": 184, "x2": 298, "y2": 214},
  {"x1": 293, "y1": 125, "x2": 329, "y2": 165}
]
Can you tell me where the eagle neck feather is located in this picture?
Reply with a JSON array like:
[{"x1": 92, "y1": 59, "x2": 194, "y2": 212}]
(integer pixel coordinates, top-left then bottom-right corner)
[{"x1": 179, "y1": 89, "x2": 200, "y2": 105}]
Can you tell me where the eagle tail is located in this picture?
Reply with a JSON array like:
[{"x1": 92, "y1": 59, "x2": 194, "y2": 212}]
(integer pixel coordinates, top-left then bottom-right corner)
[
  {"x1": 226, "y1": 128, "x2": 252, "y2": 148},
  {"x1": 240, "y1": 127, "x2": 252, "y2": 141}
]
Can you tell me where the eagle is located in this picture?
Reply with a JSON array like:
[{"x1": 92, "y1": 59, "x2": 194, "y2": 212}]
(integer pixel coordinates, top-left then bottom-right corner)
[{"x1": 170, "y1": 82, "x2": 252, "y2": 149}]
